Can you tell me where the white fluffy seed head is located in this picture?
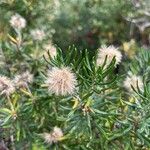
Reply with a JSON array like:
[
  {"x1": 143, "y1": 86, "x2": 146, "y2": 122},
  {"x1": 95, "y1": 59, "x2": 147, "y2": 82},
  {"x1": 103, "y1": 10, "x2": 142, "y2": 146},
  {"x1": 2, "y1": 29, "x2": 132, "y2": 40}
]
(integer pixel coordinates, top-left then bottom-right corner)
[
  {"x1": 0, "y1": 76, "x2": 15, "y2": 96},
  {"x1": 42, "y1": 133, "x2": 53, "y2": 144},
  {"x1": 51, "y1": 127, "x2": 63, "y2": 143},
  {"x1": 30, "y1": 29, "x2": 45, "y2": 41},
  {"x1": 42, "y1": 127, "x2": 63, "y2": 144},
  {"x1": 97, "y1": 45, "x2": 122, "y2": 68},
  {"x1": 10, "y1": 13, "x2": 26, "y2": 30},
  {"x1": 13, "y1": 71, "x2": 33, "y2": 88},
  {"x1": 45, "y1": 67, "x2": 77, "y2": 96},
  {"x1": 124, "y1": 75, "x2": 143, "y2": 92}
]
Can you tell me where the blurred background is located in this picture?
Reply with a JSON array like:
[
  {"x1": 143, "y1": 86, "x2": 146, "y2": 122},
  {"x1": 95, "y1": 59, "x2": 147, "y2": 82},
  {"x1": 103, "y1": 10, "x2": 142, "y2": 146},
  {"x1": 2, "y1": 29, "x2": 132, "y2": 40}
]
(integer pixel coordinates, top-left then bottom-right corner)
[{"x1": 0, "y1": 0, "x2": 150, "y2": 54}]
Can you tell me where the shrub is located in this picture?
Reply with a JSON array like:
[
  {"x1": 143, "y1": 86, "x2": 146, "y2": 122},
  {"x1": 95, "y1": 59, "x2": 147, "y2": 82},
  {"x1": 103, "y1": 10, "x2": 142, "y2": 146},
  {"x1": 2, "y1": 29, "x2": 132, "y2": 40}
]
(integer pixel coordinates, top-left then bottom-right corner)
[
  {"x1": 0, "y1": 27, "x2": 150, "y2": 148},
  {"x1": 1, "y1": 1, "x2": 150, "y2": 149}
]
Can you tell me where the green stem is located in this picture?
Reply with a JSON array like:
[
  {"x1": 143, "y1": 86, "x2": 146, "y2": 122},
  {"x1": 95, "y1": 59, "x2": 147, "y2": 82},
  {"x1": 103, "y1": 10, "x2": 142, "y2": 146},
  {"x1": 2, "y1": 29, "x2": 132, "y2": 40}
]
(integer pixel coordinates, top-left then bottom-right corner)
[{"x1": 6, "y1": 96, "x2": 16, "y2": 150}]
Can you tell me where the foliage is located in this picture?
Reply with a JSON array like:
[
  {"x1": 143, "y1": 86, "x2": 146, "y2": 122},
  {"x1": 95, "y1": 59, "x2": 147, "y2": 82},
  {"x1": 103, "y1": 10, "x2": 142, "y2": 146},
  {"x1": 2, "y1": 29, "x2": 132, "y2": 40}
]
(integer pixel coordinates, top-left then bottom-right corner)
[{"x1": 0, "y1": 26, "x2": 150, "y2": 149}]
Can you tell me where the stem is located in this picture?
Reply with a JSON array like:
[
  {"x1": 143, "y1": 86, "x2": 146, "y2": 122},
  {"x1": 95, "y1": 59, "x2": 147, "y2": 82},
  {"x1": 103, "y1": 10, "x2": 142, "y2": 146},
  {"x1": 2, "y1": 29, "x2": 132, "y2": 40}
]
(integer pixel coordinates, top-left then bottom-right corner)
[
  {"x1": 10, "y1": 135, "x2": 16, "y2": 150},
  {"x1": 6, "y1": 96, "x2": 16, "y2": 150},
  {"x1": 53, "y1": 97, "x2": 59, "y2": 119},
  {"x1": 54, "y1": 144, "x2": 59, "y2": 150},
  {"x1": 6, "y1": 95, "x2": 14, "y2": 111},
  {"x1": 16, "y1": 29, "x2": 22, "y2": 49}
]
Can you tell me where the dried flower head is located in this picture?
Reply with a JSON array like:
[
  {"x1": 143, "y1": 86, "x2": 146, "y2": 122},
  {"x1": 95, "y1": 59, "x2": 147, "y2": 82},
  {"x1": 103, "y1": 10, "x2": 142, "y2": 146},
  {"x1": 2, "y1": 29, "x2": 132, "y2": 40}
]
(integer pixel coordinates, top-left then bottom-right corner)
[
  {"x1": 97, "y1": 45, "x2": 122, "y2": 67},
  {"x1": 45, "y1": 67, "x2": 77, "y2": 96},
  {"x1": 10, "y1": 13, "x2": 26, "y2": 30},
  {"x1": 43, "y1": 43, "x2": 57, "y2": 58},
  {"x1": 30, "y1": 29, "x2": 45, "y2": 41},
  {"x1": 13, "y1": 71, "x2": 33, "y2": 88},
  {"x1": 42, "y1": 127, "x2": 63, "y2": 144},
  {"x1": 0, "y1": 76, "x2": 15, "y2": 96},
  {"x1": 124, "y1": 75, "x2": 143, "y2": 92},
  {"x1": 42, "y1": 133, "x2": 53, "y2": 144},
  {"x1": 51, "y1": 127, "x2": 63, "y2": 143}
]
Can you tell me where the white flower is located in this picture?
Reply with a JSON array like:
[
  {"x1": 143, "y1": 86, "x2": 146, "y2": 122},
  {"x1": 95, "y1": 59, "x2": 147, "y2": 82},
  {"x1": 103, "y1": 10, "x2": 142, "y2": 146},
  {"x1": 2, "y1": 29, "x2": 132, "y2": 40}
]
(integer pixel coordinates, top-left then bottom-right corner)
[
  {"x1": 45, "y1": 67, "x2": 77, "y2": 96},
  {"x1": 42, "y1": 133, "x2": 53, "y2": 144},
  {"x1": 97, "y1": 45, "x2": 122, "y2": 68},
  {"x1": 10, "y1": 13, "x2": 26, "y2": 30},
  {"x1": 43, "y1": 43, "x2": 57, "y2": 58},
  {"x1": 13, "y1": 71, "x2": 33, "y2": 88},
  {"x1": 51, "y1": 127, "x2": 63, "y2": 143},
  {"x1": 124, "y1": 75, "x2": 143, "y2": 92},
  {"x1": 30, "y1": 29, "x2": 45, "y2": 41},
  {"x1": 42, "y1": 127, "x2": 63, "y2": 144},
  {"x1": 0, "y1": 76, "x2": 15, "y2": 96}
]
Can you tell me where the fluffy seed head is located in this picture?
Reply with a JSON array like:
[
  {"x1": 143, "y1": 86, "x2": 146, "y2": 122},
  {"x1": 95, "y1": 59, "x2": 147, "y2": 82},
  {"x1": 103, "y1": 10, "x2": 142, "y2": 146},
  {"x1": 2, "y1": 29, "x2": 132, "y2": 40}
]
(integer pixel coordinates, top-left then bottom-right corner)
[
  {"x1": 30, "y1": 29, "x2": 45, "y2": 41},
  {"x1": 124, "y1": 75, "x2": 143, "y2": 92},
  {"x1": 97, "y1": 45, "x2": 122, "y2": 67},
  {"x1": 45, "y1": 67, "x2": 77, "y2": 96},
  {"x1": 0, "y1": 76, "x2": 15, "y2": 96},
  {"x1": 51, "y1": 127, "x2": 63, "y2": 143},
  {"x1": 13, "y1": 71, "x2": 33, "y2": 88},
  {"x1": 42, "y1": 133, "x2": 53, "y2": 144},
  {"x1": 10, "y1": 13, "x2": 26, "y2": 30},
  {"x1": 42, "y1": 127, "x2": 63, "y2": 144}
]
